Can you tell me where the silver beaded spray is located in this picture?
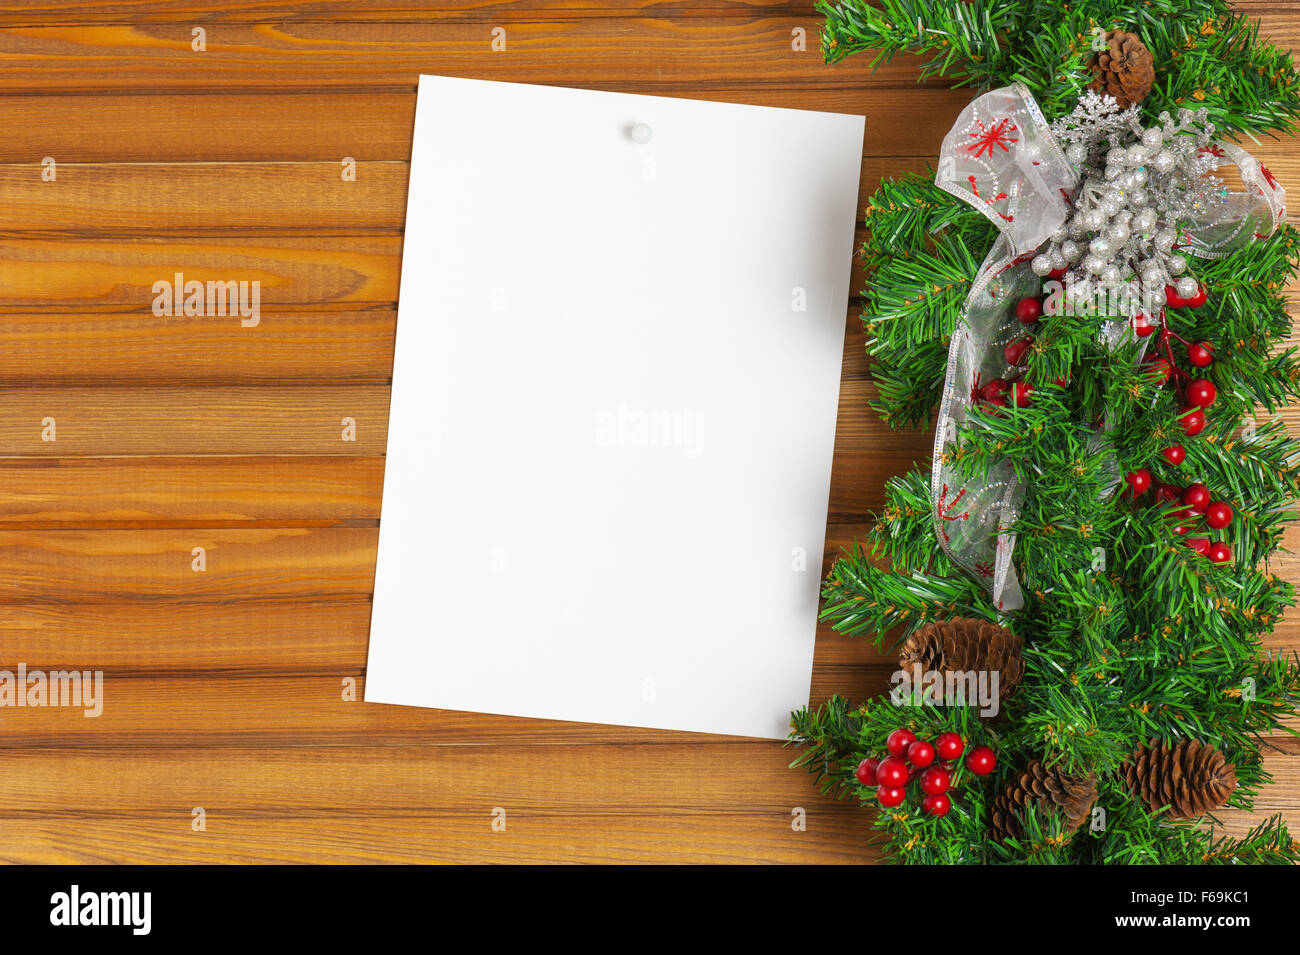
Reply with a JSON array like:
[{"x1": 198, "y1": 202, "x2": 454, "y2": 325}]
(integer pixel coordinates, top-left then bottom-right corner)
[{"x1": 1031, "y1": 92, "x2": 1225, "y2": 317}]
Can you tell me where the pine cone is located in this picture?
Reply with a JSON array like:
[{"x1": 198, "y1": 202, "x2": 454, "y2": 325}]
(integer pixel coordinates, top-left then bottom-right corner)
[
  {"x1": 990, "y1": 760, "x2": 1098, "y2": 843},
  {"x1": 1089, "y1": 30, "x2": 1155, "y2": 109},
  {"x1": 1123, "y1": 739, "x2": 1237, "y2": 819},
  {"x1": 898, "y1": 618, "x2": 1024, "y2": 696}
]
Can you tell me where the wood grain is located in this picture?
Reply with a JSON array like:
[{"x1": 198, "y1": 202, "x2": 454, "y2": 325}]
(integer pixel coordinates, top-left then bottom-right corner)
[{"x1": 0, "y1": 3, "x2": 1297, "y2": 864}]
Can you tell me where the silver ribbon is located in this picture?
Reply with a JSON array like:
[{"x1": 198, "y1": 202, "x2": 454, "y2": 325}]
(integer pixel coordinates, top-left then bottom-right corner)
[{"x1": 931, "y1": 84, "x2": 1286, "y2": 611}]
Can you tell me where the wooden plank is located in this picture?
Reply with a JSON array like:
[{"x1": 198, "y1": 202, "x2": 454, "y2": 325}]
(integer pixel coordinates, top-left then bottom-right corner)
[
  {"x1": 0, "y1": 526, "x2": 378, "y2": 601},
  {"x1": 0, "y1": 812, "x2": 878, "y2": 864},
  {"x1": 0, "y1": 310, "x2": 396, "y2": 384},
  {"x1": 0, "y1": 456, "x2": 383, "y2": 526},
  {"x1": 0, "y1": 0, "x2": 818, "y2": 25},
  {"x1": 0, "y1": 0, "x2": 1286, "y2": 25},
  {"x1": 0, "y1": 19, "x2": 914, "y2": 92},
  {"x1": 0, "y1": 89, "x2": 974, "y2": 163},
  {"x1": 0, "y1": 594, "x2": 893, "y2": 672},
  {"x1": 0, "y1": 385, "x2": 389, "y2": 454},
  {"x1": 0, "y1": 236, "x2": 400, "y2": 310},
  {"x1": 0, "y1": 161, "x2": 409, "y2": 232},
  {"x1": 0, "y1": 669, "x2": 892, "y2": 742},
  {"x1": 0, "y1": 743, "x2": 883, "y2": 811}
]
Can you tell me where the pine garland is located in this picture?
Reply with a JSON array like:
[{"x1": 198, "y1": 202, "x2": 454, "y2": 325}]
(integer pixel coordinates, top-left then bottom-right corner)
[{"x1": 792, "y1": 0, "x2": 1300, "y2": 864}]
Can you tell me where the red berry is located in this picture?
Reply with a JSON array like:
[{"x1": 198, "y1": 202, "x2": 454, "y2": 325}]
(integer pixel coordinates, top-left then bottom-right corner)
[
  {"x1": 1182, "y1": 483, "x2": 1211, "y2": 511},
  {"x1": 1209, "y1": 542, "x2": 1233, "y2": 564},
  {"x1": 1161, "y1": 444, "x2": 1185, "y2": 466},
  {"x1": 1004, "y1": 337, "x2": 1033, "y2": 367},
  {"x1": 1164, "y1": 285, "x2": 1188, "y2": 308},
  {"x1": 921, "y1": 793, "x2": 951, "y2": 817},
  {"x1": 854, "y1": 757, "x2": 880, "y2": 786},
  {"x1": 920, "y1": 766, "x2": 950, "y2": 796},
  {"x1": 1155, "y1": 481, "x2": 1182, "y2": 504},
  {"x1": 983, "y1": 378, "x2": 1012, "y2": 402},
  {"x1": 877, "y1": 785, "x2": 907, "y2": 808},
  {"x1": 1125, "y1": 469, "x2": 1152, "y2": 497},
  {"x1": 1143, "y1": 357, "x2": 1173, "y2": 385},
  {"x1": 907, "y1": 740, "x2": 935, "y2": 769},
  {"x1": 1186, "y1": 537, "x2": 1211, "y2": 556},
  {"x1": 1187, "y1": 379, "x2": 1217, "y2": 408},
  {"x1": 1205, "y1": 501, "x2": 1233, "y2": 530},
  {"x1": 886, "y1": 729, "x2": 916, "y2": 757},
  {"x1": 1015, "y1": 296, "x2": 1043, "y2": 325},
  {"x1": 934, "y1": 732, "x2": 964, "y2": 762},
  {"x1": 1187, "y1": 341, "x2": 1215, "y2": 367},
  {"x1": 966, "y1": 745, "x2": 997, "y2": 776},
  {"x1": 1132, "y1": 312, "x2": 1156, "y2": 337},
  {"x1": 875, "y1": 756, "x2": 910, "y2": 789},
  {"x1": 1180, "y1": 406, "x2": 1207, "y2": 437},
  {"x1": 1186, "y1": 284, "x2": 1208, "y2": 308},
  {"x1": 1011, "y1": 381, "x2": 1034, "y2": 408},
  {"x1": 983, "y1": 394, "x2": 1008, "y2": 412},
  {"x1": 1047, "y1": 268, "x2": 1068, "y2": 280}
]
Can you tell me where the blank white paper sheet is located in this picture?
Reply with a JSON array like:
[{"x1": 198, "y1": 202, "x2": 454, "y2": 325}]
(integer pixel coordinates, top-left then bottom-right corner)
[{"x1": 365, "y1": 75, "x2": 864, "y2": 739}]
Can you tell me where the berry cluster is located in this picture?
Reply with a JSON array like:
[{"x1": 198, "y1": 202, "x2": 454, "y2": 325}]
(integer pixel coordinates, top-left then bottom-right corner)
[
  {"x1": 1135, "y1": 285, "x2": 1216, "y2": 443},
  {"x1": 854, "y1": 728, "x2": 997, "y2": 817},
  {"x1": 1124, "y1": 292, "x2": 1233, "y2": 562}
]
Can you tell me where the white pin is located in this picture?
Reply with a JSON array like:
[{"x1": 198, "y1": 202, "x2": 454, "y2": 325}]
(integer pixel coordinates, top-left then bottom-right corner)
[{"x1": 629, "y1": 122, "x2": 653, "y2": 144}]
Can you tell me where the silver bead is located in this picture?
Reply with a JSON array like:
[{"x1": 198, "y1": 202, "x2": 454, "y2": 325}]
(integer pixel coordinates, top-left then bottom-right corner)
[
  {"x1": 1107, "y1": 147, "x2": 1127, "y2": 166},
  {"x1": 1083, "y1": 253, "x2": 1106, "y2": 274},
  {"x1": 1147, "y1": 287, "x2": 1167, "y2": 307},
  {"x1": 1126, "y1": 144, "x2": 1149, "y2": 165},
  {"x1": 1129, "y1": 188, "x2": 1149, "y2": 207},
  {"x1": 1142, "y1": 128, "x2": 1164, "y2": 150},
  {"x1": 1100, "y1": 264, "x2": 1121, "y2": 284},
  {"x1": 1081, "y1": 209, "x2": 1106, "y2": 231},
  {"x1": 1106, "y1": 222, "x2": 1130, "y2": 244},
  {"x1": 1031, "y1": 254, "x2": 1054, "y2": 277},
  {"x1": 1176, "y1": 276, "x2": 1199, "y2": 299},
  {"x1": 1140, "y1": 263, "x2": 1164, "y2": 287},
  {"x1": 1101, "y1": 196, "x2": 1123, "y2": 218},
  {"x1": 1131, "y1": 167, "x2": 1148, "y2": 187},
  {"x1": 1166, "y1": 254, "x2": 1187, "y2": 276},
  {"x1": 1152, "y1": 150, "x2": 1176, "y2": 174},
  {"x1": 1153, "y1": 228, "x2": 1176, "y2": 253},
  {"x1": 1132, "y1": 209, "x2": 1157, "y2": 234},
  {"x1": 1106, "y1": 163, "x2": 1124, "y2": 181},
  {"x1": 1089, "y1": 236, "x2": 1113, "y2": 257},
  {"x1": 1066, "y1": 143, "x2": 1088, "y2": 165}
]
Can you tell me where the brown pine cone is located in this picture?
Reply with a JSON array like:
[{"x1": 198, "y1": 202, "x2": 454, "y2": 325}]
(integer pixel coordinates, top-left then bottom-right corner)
[
  {"x1": 1089, "y1": 29, "x2": 1156, "y2": 108},
  {"x1": 897, "y1": 618, "x2": 1024, "y2": 697},
  {"x1": 990, "y1": 760, "x2": 1098, "y2": 843},
  {"x1": 1123, "y1": 739, "x2": 1237, "y2": 819}
]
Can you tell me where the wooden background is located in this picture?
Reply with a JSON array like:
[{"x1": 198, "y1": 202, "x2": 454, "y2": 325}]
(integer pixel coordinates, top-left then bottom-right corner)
[{"x1": 0, "y1": 0, "x2": 1297, "y2": 864}]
